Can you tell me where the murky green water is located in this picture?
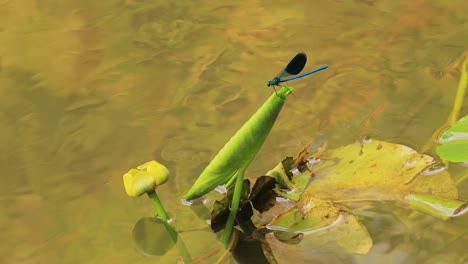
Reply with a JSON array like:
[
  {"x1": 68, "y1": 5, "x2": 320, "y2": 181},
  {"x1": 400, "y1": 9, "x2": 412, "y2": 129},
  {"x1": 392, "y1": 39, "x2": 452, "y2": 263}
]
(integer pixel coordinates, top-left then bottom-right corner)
[{"x1": 1, "y1": 1, "x2": 467, "y2": 263}]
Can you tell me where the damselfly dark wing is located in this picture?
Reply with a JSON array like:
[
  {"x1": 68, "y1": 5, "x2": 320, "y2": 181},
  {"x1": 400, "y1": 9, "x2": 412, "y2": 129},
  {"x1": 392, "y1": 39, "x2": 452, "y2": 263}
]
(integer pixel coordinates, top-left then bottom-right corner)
[
  {"x1": 268, "y1": 52, "x2": 319, "y2": 87},
  {"x1": 284, "y1": 52, "x2": 307, "y2": 75}
]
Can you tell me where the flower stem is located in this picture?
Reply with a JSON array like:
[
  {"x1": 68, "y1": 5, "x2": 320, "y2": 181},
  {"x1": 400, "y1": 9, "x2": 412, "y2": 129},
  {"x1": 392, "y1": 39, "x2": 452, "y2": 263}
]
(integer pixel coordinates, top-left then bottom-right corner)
[
  {"x1": 147, "y1": 190, "x2": 193, "y2": 263},
  {"x1": 147, "y1": 190, "x2": 169, "y2": 222}
]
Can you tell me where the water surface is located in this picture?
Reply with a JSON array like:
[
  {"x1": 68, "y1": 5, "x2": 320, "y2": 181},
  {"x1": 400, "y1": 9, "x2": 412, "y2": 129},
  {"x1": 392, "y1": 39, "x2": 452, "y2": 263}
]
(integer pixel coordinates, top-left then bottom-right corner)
[{"x1": 1, "y1": 1, "x2": 467, "y2": 263}]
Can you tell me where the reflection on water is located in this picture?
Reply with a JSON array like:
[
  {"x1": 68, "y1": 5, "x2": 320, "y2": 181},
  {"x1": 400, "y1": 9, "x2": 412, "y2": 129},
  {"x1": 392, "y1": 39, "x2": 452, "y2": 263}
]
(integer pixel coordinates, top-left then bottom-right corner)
[{"x1": 1, "y1": 0, "x2": 467, "y2": 263}]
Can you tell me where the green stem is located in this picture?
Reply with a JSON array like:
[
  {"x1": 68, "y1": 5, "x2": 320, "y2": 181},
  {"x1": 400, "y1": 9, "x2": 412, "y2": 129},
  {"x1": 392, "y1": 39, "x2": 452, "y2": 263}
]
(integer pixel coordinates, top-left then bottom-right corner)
[
  {"x1": 162, "y1": 221, "x2": 193, "y2": 263},
  {"x1": 450, "y1": 56, "x2": 467, "y2": 125},
  {"x1": 455, "y1": 170, "x2": 468, "y2": 185},
  {"x1": 221, "y1": 169, "x2": 245, "y2": 246},
  {"x1": 148, "y1": 190, "x2": 193, "y2": 263},
  {"x1": 225, "y1": 174, "x2": 237, "y2": 189},
  {"x1": 147, "y1": 190, "x2": 170, "y2": 222}
]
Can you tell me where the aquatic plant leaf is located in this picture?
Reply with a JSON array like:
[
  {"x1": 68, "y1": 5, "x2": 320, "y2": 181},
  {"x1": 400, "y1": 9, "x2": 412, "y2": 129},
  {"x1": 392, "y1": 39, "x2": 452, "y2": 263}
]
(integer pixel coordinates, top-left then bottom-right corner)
[
  {"x1": 265, "y1": 213, "x2": 372, "y2": 262},
  {"x1": 442, "y1": 115, "x2": 468, "y2": 137},
  {"x1": 265, "y1": 157, "x2": 313, "y2": 201},
  {"x1": 436, "y1": 142, "x2": 468, "y2": 163},
  {"x1": 274, "y1": 231, "x2": 304, "y2": 245},
  {"x1": 405, "y1": 194, "x2": 467, "y2": 220},
  {"x1": 265, "y1": 158, "x2": 295, "y2": 189},
  {"x1": 249, "y1": 176, "x2": 277, "y2": 213},
  {"x1": 259, "y1": 139, "x2": 461, "y2": 261},
  {"x1": 264, "y1": 195, "x2": 373, "y2": 254},
  {"x1": 184, "y1": 86, "x2": 293, "y2": 200},
  {"x1": 301, "y1": 139, "x2": 458, "y2": 202},
  {"x1": 209, "y1": 180, "x2": 252, "y2": 232},
  {"x1": 232, "y1": 239, "x2": 272, "y2": 263},
  {"x1": 267, "y1": 197, "x2": 339, "y2": 233},
  {"x1": 436, "y1": 115, "x2": 468, "y2": 162},
  {"x1": 210, "y1": 200, "x2": 231, "y2": 233},
  {"x1": 133, "y1": 217, "x2": 177, "y2": 256},
  {"x1": 133, "y1": 216, "x2": 229, "y2": 263}
]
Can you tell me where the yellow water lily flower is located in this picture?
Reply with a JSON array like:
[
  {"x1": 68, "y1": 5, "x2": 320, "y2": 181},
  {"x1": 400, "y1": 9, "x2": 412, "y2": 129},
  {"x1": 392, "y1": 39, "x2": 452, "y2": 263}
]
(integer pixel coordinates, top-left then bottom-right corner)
[{"x1": 123, "y1": 160, "x2": 169, "y2": 197}]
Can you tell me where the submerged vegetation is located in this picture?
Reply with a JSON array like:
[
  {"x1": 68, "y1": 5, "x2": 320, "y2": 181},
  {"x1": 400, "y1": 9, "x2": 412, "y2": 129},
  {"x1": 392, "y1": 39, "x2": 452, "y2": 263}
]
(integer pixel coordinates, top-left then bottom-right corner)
[{"x1": 123, "y1": 57, "x2": 468, "y2": 263}]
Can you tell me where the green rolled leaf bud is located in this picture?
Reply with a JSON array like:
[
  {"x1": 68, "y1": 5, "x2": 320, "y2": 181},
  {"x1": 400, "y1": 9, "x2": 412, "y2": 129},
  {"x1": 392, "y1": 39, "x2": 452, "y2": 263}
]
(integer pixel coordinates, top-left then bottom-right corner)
[
  {"x1": 183, "y1": 86, "x2": 293, "y2": 200},
  {"x1": 123, "y1": 160, "x2": 170, "y2": 197}
]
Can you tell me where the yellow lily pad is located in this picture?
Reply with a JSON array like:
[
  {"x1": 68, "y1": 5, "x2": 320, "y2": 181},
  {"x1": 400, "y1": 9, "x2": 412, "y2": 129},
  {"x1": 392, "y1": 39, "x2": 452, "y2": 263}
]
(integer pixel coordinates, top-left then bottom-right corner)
[
  {"x1": 303, "y1": 139, "x2": 457, "y2": 202},
  {"x1": 267, "y1": 197, "x2": 339, "y2": 233},
  {"x1": 265, "y1": 213, "x2": 372, "y2": 262},
  {"x1": 261, "y1": 139, "x2": 461, "y2": 260}
]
